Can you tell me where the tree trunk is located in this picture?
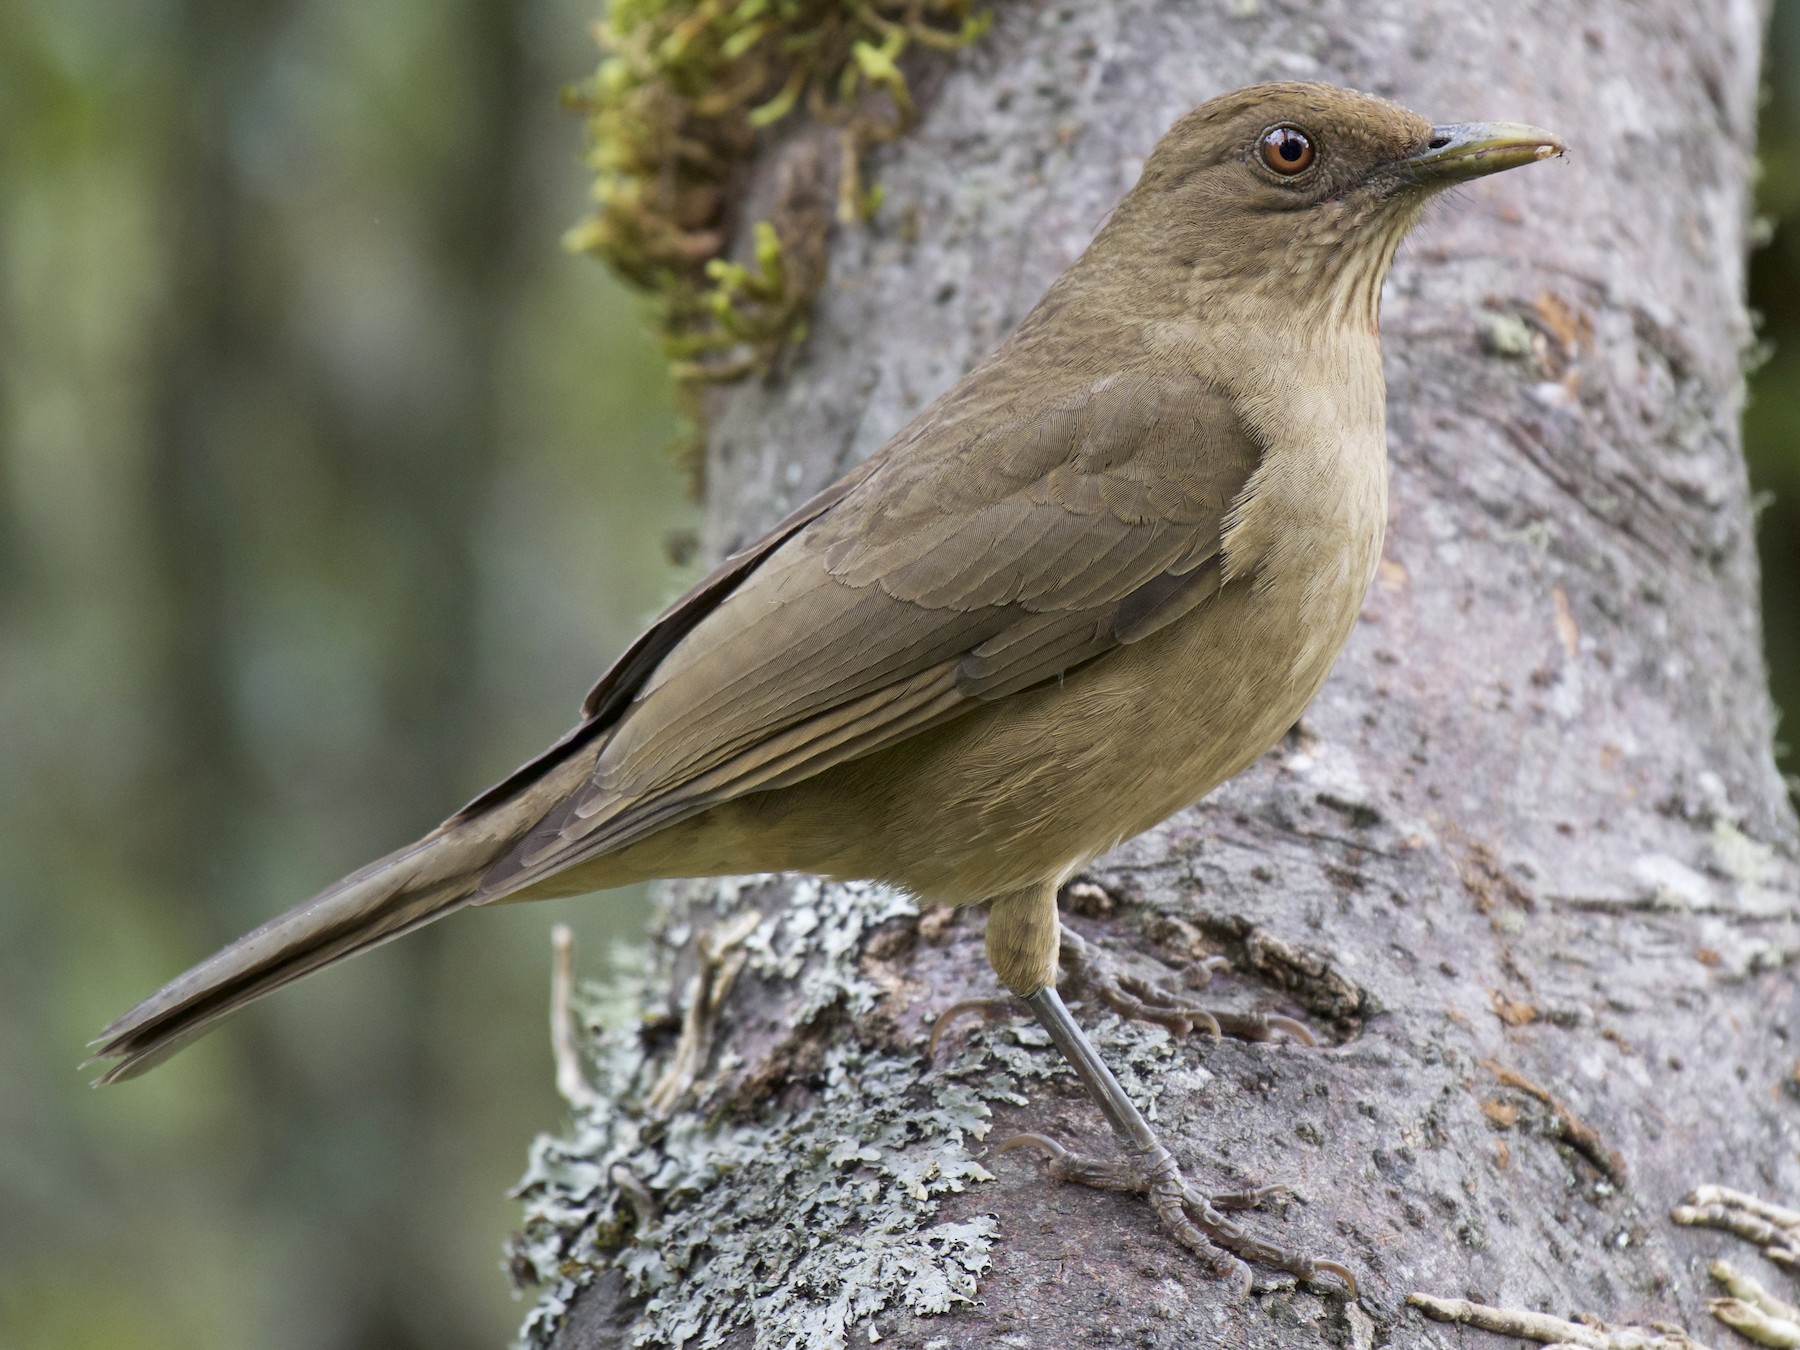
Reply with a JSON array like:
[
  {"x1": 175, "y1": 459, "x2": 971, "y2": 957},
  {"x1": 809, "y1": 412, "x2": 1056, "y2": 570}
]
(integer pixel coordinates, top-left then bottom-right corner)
[{"x1": 512, "y1": 2, "x2": 1800, "y2": 1346}]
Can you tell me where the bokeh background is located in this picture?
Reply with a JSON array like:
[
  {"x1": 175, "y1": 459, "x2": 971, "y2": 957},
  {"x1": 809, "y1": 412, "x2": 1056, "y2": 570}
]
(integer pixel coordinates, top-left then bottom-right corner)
[
  {"x1": 1, "y1": 2, "x2": 1795, "y2": 1348},
  {"x1": 0, "y1": 0, "x2": 691, "y2": 1346}
]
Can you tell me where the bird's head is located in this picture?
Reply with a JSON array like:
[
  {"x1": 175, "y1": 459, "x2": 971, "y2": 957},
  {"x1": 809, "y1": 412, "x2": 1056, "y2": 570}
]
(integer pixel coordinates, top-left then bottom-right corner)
[{"x1": 1098, "y1": 82, "x2": 1563, "y2": 330}]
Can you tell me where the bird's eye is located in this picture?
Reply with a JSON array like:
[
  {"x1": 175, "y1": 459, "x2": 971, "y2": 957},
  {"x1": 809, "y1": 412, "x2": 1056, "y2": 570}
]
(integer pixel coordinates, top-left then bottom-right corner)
[{"x1": 1259, "y1": 125, "x2": 1315, "y2": 176}]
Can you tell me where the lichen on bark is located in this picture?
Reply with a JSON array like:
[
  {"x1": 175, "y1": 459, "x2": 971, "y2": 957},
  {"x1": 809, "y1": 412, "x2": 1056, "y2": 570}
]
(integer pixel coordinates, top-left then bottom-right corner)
[{"x1": 508, "y1": 879, "x2": 1013, "y2": 1349}]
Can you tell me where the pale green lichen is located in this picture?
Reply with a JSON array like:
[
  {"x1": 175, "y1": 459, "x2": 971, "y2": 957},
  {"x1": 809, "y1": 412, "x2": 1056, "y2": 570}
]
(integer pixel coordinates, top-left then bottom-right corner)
[
  {"x1": 737, "y1": 874, "x2": 915, "y2": 1017},
  {"x1": 1711, "y1": 817, "x2": 1778, "y2": 885},
  {"x1": 980, "y1": 1010, "x2": 1218, "y2": 1125},
  {"x1": 1483, "y1": 310, "x2": 1536, "y2": 359},
  {"x1": 509, "y1": 880, "x2": 1014, "y2": 1349}
]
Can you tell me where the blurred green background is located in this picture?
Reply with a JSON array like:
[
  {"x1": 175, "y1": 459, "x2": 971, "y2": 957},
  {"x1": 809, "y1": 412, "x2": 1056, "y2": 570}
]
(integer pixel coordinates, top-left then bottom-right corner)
[
  {"x1": 0, "y1": 2, "x2": 1795, "y2": 1348},
  {"x1": 1753, "y1": 3, "x2": 1800, "y2": 782},
  {"x1": 0, "y1": 0, "x2": 692, "y2": 1346}
]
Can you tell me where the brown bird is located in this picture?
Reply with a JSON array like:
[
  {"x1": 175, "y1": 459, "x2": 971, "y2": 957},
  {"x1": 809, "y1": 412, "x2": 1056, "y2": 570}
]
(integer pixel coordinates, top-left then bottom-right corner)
[{"x1": 92, "y1": 82, "x2": 1561, "y2": 1290}]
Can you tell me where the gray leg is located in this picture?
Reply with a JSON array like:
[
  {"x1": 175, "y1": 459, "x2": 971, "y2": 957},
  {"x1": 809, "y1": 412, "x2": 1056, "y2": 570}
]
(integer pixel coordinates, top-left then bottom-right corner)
[{"x1": 1003, "y1": 984, "x2": 1356, "y2": 1297}]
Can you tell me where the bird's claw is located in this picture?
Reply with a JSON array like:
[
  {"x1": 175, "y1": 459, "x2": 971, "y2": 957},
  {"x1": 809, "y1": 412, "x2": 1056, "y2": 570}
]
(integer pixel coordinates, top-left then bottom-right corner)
[
  {"x1": 1214, "y1": 1011, "x2": 1318, "y2": 1046},
  {"x1": 1101, "y1": 968, "x2": 1224, "y2": 1039},
  {"x1": 1308, "y1": 1258, "x2": 1360, "y2": 1297},
  {"x1": 1059, "y1": 926, "x2": 1317, "y2": 1046},
  {"x1": 999, "y1": 1131, "x2": 1357, "y2": 1298},
  {"x1": 927, "y1": 995, "x2": 1026, "y2": 1056}
]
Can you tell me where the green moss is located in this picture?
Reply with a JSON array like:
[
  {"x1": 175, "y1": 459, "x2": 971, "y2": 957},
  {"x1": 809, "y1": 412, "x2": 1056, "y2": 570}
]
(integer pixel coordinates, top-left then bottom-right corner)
[{"x1": 564, "y1": 0, "x2": 991, "y2": 475}]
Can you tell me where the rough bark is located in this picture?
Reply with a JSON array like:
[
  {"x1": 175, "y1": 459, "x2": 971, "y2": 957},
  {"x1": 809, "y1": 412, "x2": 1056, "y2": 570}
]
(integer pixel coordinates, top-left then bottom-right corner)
[{"x1": 513, "y1": 2, "x2": 1800, "y2": 1346}]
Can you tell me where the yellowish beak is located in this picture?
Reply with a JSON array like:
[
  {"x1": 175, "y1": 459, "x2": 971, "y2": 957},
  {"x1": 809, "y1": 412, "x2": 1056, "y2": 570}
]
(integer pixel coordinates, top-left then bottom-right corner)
[{"x1": 1400, "y1": 121, "x2": 1566, "y2": 183}]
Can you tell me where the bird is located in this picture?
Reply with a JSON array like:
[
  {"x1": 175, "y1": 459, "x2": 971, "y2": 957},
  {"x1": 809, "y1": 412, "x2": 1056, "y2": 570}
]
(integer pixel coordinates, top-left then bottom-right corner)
[{"x1": 91, "y1": 81, "x2": 1562, "y2": 1291}]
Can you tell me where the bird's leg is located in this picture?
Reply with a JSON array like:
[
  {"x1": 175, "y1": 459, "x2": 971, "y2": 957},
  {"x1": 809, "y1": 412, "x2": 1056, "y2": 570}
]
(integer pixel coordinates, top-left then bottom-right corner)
[
  {"x1": 1004, "y1": 983, "x2": 1356, "y2": 1296},
  {"x1": 1008, "y1": 986, "x2": 1353, "y2": 1296},
  {"x1": 981, "y1": 888, "x2": 1354, "y2": 1295},
  {"x1": 1058, "y1": 925, "x2": 1317, "y2": 1046}
]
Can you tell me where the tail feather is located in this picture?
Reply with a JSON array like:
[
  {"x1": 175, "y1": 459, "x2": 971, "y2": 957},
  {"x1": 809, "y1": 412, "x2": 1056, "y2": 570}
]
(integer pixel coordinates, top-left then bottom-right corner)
[
  {"x1": 88, "y1": 837, "x2": 481, "y2": 1083},
  {"x1": 90, "y1": 741, "x2": 603, "y2": 1084}
]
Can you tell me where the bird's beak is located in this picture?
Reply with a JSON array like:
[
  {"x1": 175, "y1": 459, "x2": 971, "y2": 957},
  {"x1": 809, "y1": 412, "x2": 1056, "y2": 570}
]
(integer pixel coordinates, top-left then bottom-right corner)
[{"x1": 1397, "y1": 122, "x2": 1565, "y2": 185}]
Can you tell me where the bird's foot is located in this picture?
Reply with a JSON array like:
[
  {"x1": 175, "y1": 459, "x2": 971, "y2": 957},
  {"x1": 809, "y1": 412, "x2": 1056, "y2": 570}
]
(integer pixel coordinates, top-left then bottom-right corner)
[
  {"x1": 1006, "y1": 985, "x2": 1359, "y2": 1295},
  {"x1": 1059, "y1": 925, "x2": 1316, "y2": 1046},
  {"x1": 999, "y1": 1131, "x2": 1356, "y2": 1297}
]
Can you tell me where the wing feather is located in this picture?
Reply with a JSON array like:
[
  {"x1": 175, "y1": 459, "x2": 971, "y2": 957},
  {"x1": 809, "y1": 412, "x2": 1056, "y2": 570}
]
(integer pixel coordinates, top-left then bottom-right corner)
[{"x1": 478, "y1": 367, "x2": 1264, "y2": 898}]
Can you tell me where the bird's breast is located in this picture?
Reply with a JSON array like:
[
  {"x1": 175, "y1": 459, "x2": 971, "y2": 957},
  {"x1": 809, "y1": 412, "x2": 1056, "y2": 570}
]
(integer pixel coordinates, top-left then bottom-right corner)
[
  {"x1": 1221, "y1": 335, "x2": 1389, "y2": 664},
  {"x1": 799, "y1": 415, "x2": 1391, "y2": 905},
  {"x1": 1035, "y1": 358, "x2": 1393, "y2": 868},
  {"x1": 1234, "y1": 428, "x2": 1388, "y2": 676}
]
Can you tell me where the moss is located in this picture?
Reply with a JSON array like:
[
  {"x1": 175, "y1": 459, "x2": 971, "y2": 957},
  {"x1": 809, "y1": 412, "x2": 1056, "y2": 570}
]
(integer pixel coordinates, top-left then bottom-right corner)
[{"x1": 563, "y1": 0, "x2": 992, "y2": 475}]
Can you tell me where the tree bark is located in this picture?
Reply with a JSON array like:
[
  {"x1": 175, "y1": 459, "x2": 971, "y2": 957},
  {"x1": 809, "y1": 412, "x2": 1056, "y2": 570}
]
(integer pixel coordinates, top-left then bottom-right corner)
[{"x1": 513, "y1": 2, "x2": 1800, "y2": 1346}]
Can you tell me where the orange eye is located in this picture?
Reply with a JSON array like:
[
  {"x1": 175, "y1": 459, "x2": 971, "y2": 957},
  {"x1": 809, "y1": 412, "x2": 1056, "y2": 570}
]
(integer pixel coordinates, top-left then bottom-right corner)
[{"x1": 1259, "y1": 125, "x2": 1315, "y2": 175}]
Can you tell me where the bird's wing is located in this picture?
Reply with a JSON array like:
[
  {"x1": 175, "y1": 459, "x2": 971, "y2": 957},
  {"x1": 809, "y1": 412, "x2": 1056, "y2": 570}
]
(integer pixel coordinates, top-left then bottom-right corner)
[
  {"x1": 477, "y1": 368, "x2": 1262, "y2": 893},
  {"x1": 442, "y1": 473, "x2": 867, "y2": 827}
]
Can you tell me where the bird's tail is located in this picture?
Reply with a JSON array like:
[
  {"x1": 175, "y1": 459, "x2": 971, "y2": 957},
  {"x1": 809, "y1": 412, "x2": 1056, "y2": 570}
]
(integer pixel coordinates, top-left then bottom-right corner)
[{"x1": 88, "y1": 746, "x2": 595, "y2": 1084}]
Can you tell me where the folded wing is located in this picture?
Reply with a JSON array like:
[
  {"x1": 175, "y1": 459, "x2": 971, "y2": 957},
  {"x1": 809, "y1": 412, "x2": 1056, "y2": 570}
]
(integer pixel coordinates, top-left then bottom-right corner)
[{"x1": 479, "y1": 368, "x2": 1262, "y2": 895}]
